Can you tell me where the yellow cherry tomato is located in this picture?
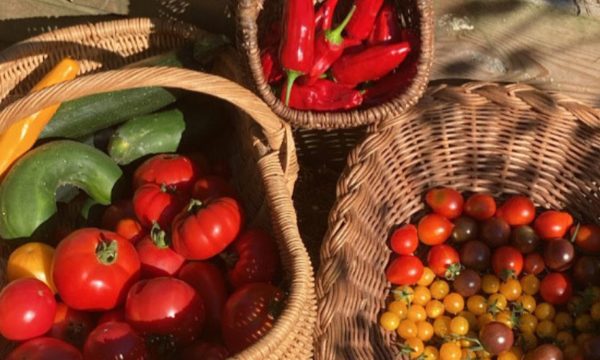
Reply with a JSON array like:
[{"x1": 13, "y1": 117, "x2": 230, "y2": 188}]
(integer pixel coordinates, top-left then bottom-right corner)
[
  {"x1": 575, "y1": 314, "x2": 594, "y2": 332},
  {"x1": 487, "y1": 293, "x2": 507, "y2": 313},
  {"x1": 397, "y1": 319, "x2": 418, "y2": 339},
  {"x1": 393, "y1": 285, "x2": 414, "y2": 304},
  {"x1": 591, "y1": 302, "x2": 600, "y2": 321},
  {"x1": 521, "y1": 331, "x2": 538, "y2": 351},
  {"x1": 416, "y1": 321, "x2": 434, "y2": 342},
  {"x1": 430, "y1": 280, "x2": 450, "y2": 300},
  {"x1": 578, "y1": 333, "x2": 594, "y2": 347},
  {"x1": 404, "y1": 337, "x2": 424, "y2": 359},
  {"x1": 7, "y1": 242, "x2": 56, "y2": 293},
  {"x1": 379, "y1": 311, "x2": 401, "y2": 331},
  {"x1": 556, "y1": 331, "x2": 574, "y2": 347},
  {"x1": 536, "y1": 319, "x2": 557, "y2": 339},
  {"x1": 554, "y1": 312, "x2": 573, "y2": 330},
  {"x1": 497, "y1": 350, "x2": 519, "y2": 360},
  {"x1": 459, "y1": 331, "x2": 477, "y2": 348},
  {"x1": 433, "y1": 316, "x2": 451, "y2": 337},
  {"x1": 413, "y1": 286, "x2": 432, "y2": 306},
  {"x1": 499, "y1": 278, "x2": 522, "y2": 301},
  {"x1": 534, "y1": 302, "x2": 555, "y2": 321},
  {"x1": 408, "y1": 304, "x2": 427, "y2": 322},
  {"x1": 563, "y1": 344, "x2": 580, "y2": 359},
  {"x1": 422, "y1": 346, "x2": 439, "y2": 360},
  {"x1": 458, "y1": 311, "x2": 477, "y2": 331},
  {"x1": 466, "y1": 295, "x2": 487, "y2": 316},
  {"x1": 443, "y1": 293, "x2": 465, "y2": 315},
  {"x1": 495, "y1": 310, "x2": 514, "y2": 329},
  {"x1": 388, "y1": 300, "x2": 408, "y2": 319},
  {"x1": 426, "y1": 300, "x2": 445, "y2": 319},
  {"x1": 481, "y1": 274, "x2": 500, "y2": 294},
  {"x1": 439, "y1": 342, "x2": 462, "y2": 360},
  {"x1": 476, "y1": 351, "x2": 492, "y2": 360},
  {"x1": 520, "y1": 274, "x2": 540, "y2": 295},
  {"x1": 515, "y1": 294, "x2": 536, "y2": 313},
  {"x1": 519, "y1": 312, "x2": 538, "y2": 334},
  {"x1": 449, "y1": 315, "x2": 469, "y2": 335},
  {"x1": 461, "y1": 349, "x2": 476, "y2": 360},
  {"x1": 478, "y1": 313, "x2": 495, "y2": 329},
  {"x1": 418, "y1": 267, "x2": 436, "y2": 286}
]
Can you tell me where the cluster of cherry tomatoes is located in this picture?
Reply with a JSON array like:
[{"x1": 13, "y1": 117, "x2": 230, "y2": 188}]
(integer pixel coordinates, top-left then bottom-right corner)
[
  {"x1": 0, "y1": 153, "x2": 283, "y2": 359},
  {"x1": 380, "y1": 188, "x2": 600, "y2": 360}
]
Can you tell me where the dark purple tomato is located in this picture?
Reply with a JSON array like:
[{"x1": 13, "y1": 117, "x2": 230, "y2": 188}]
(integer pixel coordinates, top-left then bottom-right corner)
[
  {"x1": 544, "y1": 239, "x2": 575, "y2": 271},
  {"x1": 451, "y1": 216, "x2": 478, "y2": 243},
  {"x1": 481, "y1": 217, "x2": 511, "y2": 248},
  {"x1": 511, "y1": 225, "x2": 540, "y2": 254},
  {"x1": 453, "y1": 269, "x2": 481, "y2": 297},
  {"x1": 479, "y1": 322, "x2": 513, "y2": 355},
  {"x1": 460, "y1": 240, "x2": 491, "y2": 272},
  {"x1": 582, "y1": 336, "x2": 600, "y2": 360},
  {"x1": 529, "y1": 344, "x2": 563, "y2": 360},
  {"x1": 573, "y1": 256, "x2": 600, "y2": 286}
]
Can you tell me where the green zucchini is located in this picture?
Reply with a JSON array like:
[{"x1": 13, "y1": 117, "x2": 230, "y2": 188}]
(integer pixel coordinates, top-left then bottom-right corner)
[
  {"x1": 108, "y1": 109, "x2": 185, "y2": 165},
  {"x1": 0, "y1": 141, "x2": 122, "y2": 240}
]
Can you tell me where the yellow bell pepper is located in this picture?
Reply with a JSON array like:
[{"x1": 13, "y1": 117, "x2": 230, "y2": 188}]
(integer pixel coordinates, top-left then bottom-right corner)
[{"x1": 0, "y1": 58, "x2": 79, "y2": 176}]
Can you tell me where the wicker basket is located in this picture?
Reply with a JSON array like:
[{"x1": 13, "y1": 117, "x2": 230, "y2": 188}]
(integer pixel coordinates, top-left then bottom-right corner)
[
  {"x1": 0, "y1": 18, "x2": 316, "y2": 360},
  {"x1": 236, "y1": 0, "x2": 434, "y2": 129},
  {"x1": 314, "y1": 82, "x2": 600, "y2": 359}
]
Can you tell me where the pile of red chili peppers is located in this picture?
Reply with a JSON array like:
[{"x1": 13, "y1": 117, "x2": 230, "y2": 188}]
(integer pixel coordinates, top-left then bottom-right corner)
[{"x1": 261, "y1": 0, "x2": 418, "y2": 111}]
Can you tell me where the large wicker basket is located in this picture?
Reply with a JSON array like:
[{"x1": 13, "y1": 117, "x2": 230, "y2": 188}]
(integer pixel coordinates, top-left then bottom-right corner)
[
  {"x1": 0, "y1": 18, "x2": 316, "y2": 360},
  {"x1": 236, "y1": 0, "x2": 434, "y2": 129},
  {"x1": 314, "y1": 82, "x2": 600, "y2": 359}
]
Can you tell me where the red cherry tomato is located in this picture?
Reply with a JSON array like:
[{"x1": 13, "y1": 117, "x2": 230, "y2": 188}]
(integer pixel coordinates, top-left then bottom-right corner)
[
  {"x1": 226, "y1": 229, "x2": 280, "y2": 288},
  {"x1": 133, "y1": 183, "x2": 186, "y2": 229},
  {"x1": 48, "y1": 302, "x2": 96, "y2": 349},
  {"x1": 53, "y1": 228, "x2": 141, "y2": 311},
  {"x1": 136, "y1": 226, "x2": 185, "y2": 278},
  {"x1": 115, "y1": 218, "x2": 144, "y2": 244},
  {"x1": 178, "y1": 261, "x2": 228, "y2": 333},
  {"x1": 101, "y1": 200, "x2": 135, "y2": 230},
  {"x1": 386, "y1": 255, "x2": 424, "y2": 285},
  {"x1": 540, "y1": 272, "x2": 573, "y2": 305},
  {"x1": 524, "y1": 253, "x2": 545, "y2": 275},
  {"x1": 533, "y1": 210, "x2": 573, "y2": 240},
  {"x1": 418, "y1": 214, "x2": 454, "y2": 246},
  {"x1": 496, "y1": 195, "x2": 536, "y2": 226},
  {"x1": 390, "y1": 224, "x2": 419, "y2": 255},
  {"x1": 572, "y1": 224, "x2": 600, "y2": 254},
  {"x1": 83, "y1": 321, "x2": 147, "y2": 360},
  {"x1": 97, "y1": 308, "x2": 125, "y2": 324},
  {"x1": 0, "y1": 278, "x2": 56, "y2": 341},
  {"x1": 133, "y1": 154, "x2": 199, "y2": 193},
  {"x1": 180, "y1": 341, "x2": 229, "y2": 360},
  {"x1": 491, "y1": 246, "x2": 524, "y2": 278},
  {"x1": 125, "y1": 277, "x2": 205, "y2": 345},
  {"x1": 425, "y1": 188, "x2": 464, "y2": 219},
  {"x1": 427, "y1": 244, "x2": 461, "y2": 278},
  {"x1": 464, "y1": 193, "x2": 496, "y2": 221},
  {"x1": 193, "y1": 176, "x2": 237, "y2": 202},
  {"x1": 222, "y1": 283, "x2": 284, "y2": 354},
  {"x1": 7, "y1": 337, "x2": 82, "y2": 360},
  {"x1": 172, "y1": 197, "x2": 243, "y2": 260}
]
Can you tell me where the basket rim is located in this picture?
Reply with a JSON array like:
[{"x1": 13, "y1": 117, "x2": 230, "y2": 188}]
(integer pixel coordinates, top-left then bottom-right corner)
[{"x1": 237, "y1": 0, "x2": 435, "y2": 130}]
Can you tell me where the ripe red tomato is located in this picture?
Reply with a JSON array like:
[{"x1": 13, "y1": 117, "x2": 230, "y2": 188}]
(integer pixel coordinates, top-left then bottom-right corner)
[
  {"x1": 0, "y1": 278, "x2": 56, "y2": 341},
  {"x1": 222, "y1": 283, "x2": 284, "y2": 354},
  {"x1": 417, "y1": 214, "x2": 454, "y2": 246},
  {"x1": 425, "y1": 188, "x2": 464, "y2": 219},
  {"x1": 572, "y1": 224, "x2": 600, "y2": 254},
  {"x1": 83, "y1": 321, "x2": 147, "y2": 360},
  {"x1": 97, "y1": 308, "x2": 125, "y2": 324},
  {"x1": 390, "y1": 224, "x2": 419, "y2": 255},
  {"x1": 53, "y1": 228, "x2": 141, "y2": 311},
  {"x1": 48, "y1": 302, "x2": 96, "y2": 349},
  {"x1": 178, "y1": 261, "x2": 228, "y2": 333},
  {"x1": 491, "y1": 246, "x2": 524, "y2": 278},
  {"x1": 386, "y1": 255, "x2": 424, "y2": 285},
  {"x1": 7, "y1": 337, "x2": 82, "y2": 360},
  {"x1": 136, "y1": 226, "x2": 185, "y2": 278},
  {"x1": 226, "y1": 229, "x2": 280, "y2": 288},
  {"x1": 540, "y1": 272, "x2": 573, "y2": 305},
  {"x1": 533, "y1": 210, "x2": 573, "y2": 240},
  {"x1": 496, "y1": 195, "x2": 535, "y2": 226},
  {"x1": 172, "y1": 197, "x2": 243, "y2": 260},
  {"x1": 101, "y1": 199, "x2": 136, "y2": 230},
  {"x1": 133, "y1": 183, "x2": 187, "y2": 228},
  {"x1": 427, "y1": 244, "x2": 461, "y2": 279},
  {"x1": 180, "y1": 341, "x2": 229, "y2": 360},
  {"x1": 524, "y1": 253, "x2": 545, "y2": 275},
  {"x1": 115, "y1": 218, "x2": 144, "y2": 244},
  {"x1": 125, "y1": 277, "x2": 205, "y2": 345},
  {"x1": 464, "y1": 193, "x2": 496, "y2": 221},
  {"x1": 193, "y1": 176, "x2": 237, "y2": 202},
  {"x1": 133, "y1": 154, "x2": 199, "y2": 193}
]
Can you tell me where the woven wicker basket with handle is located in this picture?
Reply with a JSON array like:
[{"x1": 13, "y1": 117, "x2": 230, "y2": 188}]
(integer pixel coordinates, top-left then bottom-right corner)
[
  {"x1": 314, "y1": 82, "x2": 600, "y2": 359},
  {"x1": 0, "y1": 18, "x2": 316, "y2": 359},
  {"x1": 237, "y1": 0, "x2": 434, "y2": 129}
]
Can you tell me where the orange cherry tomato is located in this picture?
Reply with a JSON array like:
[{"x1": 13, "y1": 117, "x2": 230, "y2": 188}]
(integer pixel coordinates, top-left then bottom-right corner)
[
  {"x1": 533, "y1": 210, "x2": 573, "y2": 240},
  {"x1": 418, "y1": 214, "x2": 454, "y2": 246},
  {"x1": 115, "y1": 218, "x2": 144, "y2": 244},
  {"x1": 390, "y1": 224, "x2": 419, "y2": 255},
  {"x1": 464, "y1": 193, "x2": 496, "y2": 221},
  {"x1": 496, "y1": 195, "x2": 535, "y2": 226},
  {"x1": 425, "y1": 188, "x2": 464, "y2": 220}
]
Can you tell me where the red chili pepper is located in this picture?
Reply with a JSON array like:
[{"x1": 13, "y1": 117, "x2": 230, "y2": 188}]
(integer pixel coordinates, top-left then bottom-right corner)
[
  {"x1": 344, "y1": 0, "x2": 385, "y2": 41},
  {"x1": 280, "y1": 0, "x2": 315, "y2": 105},
  {"x1": 331, "y1": 41, "x2": 410, "y2": 86},
  {"x1": 261, "y1": 47, "x2": 284, "y2": 84},
  {"x1": 367, "y1": 2, "x2": 401, "y2": 45},
  {"x1": 306, "y1": 6, "x2": 356, "y2": 84},
  {"x1": 284, "y1": 79, "x2": 363, "y2": 111},
  {"x1": 363, "y1": 61, "x2": 417, "y2": 104},
  {"x1": 315, "y1": 0, "x2": 339, "y2": 31}
]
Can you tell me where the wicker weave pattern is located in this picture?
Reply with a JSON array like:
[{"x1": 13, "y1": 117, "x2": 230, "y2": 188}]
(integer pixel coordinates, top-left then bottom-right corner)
[{"x1": 314, "y1": 82, "x2": 600, "y2": 359}]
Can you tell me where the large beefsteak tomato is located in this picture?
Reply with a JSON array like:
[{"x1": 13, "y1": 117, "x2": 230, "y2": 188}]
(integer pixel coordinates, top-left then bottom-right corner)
[
  {"x1": 225, "y1": 229, "x2": 280, "y2": 288},
  {"x1": 133, "y1": 154, "x2": 199, "y2": 193}
]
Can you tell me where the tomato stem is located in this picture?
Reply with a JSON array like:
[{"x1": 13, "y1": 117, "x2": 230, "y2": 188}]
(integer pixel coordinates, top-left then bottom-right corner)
[
  {"x1": 186, "y1": 199, "x2": 204, "y2": 214},
  {"x1": 96, "y1": 239, "x2": 118, "y2": 265},
  {"x1": 150, "y1": 223, "x2": 169, "y2": 248}
]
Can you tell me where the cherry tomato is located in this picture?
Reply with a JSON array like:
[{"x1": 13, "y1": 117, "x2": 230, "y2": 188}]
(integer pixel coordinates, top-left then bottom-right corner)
[
  {"x1": 388, "y1": 301, "x2": 409, "y2": 319},
  {"x1": 7, "y1": 337, "x2": 82, "y2": 360},
  {"x1": 540, "y1": 272, "x2": 573, "y2": 305},
  {"x1": 427, "y1": 244, "x2": 460, "y2": 279},
  {"x1": 536, "y1": 319, "x2": 557, "y2": 339},
  {"x1": 133, "y1": 154, "x2": 199, "y2": 194},
  {"x1": 555, "y1": 312, "x2": 573, "y2": 330},
  {"x1": 386, "y1": 255, "x2": 424, "y2": 285},
  {"x1": 520, "y1": 274, "x2": 540, "y2": 295},
  {"x1": 481, "y1": 217, "x2": 511, "y2": 248},
  {"x1": 459, "y1": 240, "x2": 490, "y2": 272},
  {"x1": 222, "y1": 283, "x2": 284, "y2": 354},
  {"x1": 479, "y1": 322, "x2": 513, "y2": 355},
  {"x1": 407, "y1": 304, "x2": 427, "y2": 322},
  {"x1": 412, "y1": 286, "x2": 432, "y2": 306},
  {"x1": 180, "y1": 341, "x2": 229, "y2": 360},
  {"x1": 450, "y1": 316, "x2": 469, "y2": 335},
  {"x1": 425, "y1": 300, "x2": 445, "y2": 319},
  {"x1": 573, "y1": 256, "x2": 600, "y2": 286},
  {"x1": 533, "y1": 210, "x2": 573, "y2": 240},
  {"x1": 535, "y1": 302, "x2": 556, "y2": 321},
  {"x1": 439, "y1": 342, "x2": 462, "y2": 360},
  {"x1": 430, "y1": 280, "x2": 450, "y2": 299},
  {"x1": 433, "y1": 316, "x2": 451, "y2": 337},
  {"x1": 172, "y1": 197, "x2": 243, "y2": 260},
  {"x1": 0, "y1": 278, "x2": 56, "y2": 341},
  {"x1": 115, "y1": 218, "x2": 144, "y2": 244},
  {"x1": 416, "y1": 321, "x2": 434, "y2": 341},
  {"x1": 510, "y1": 225, "x2": 540, "y2": 254},
  {"x1": 417, "y1": 267, "x2": 435, "y2": 286},
  {"x1": 499, "y1": 278, "x2": 522, "y2": 301},
  {"x1": 451, "y1": 216, "x2": 478, "y2": 243},
  {"x1": 467, "y1": 295, "x2": 487, "y2": 315},
  {"x1": 7, "y1": 242, "x2": 56, "y2": 293},
  {"x1": 491, "y1": 246, "x2": 523, "y2": 278},
  {"x1": 398, "y1": 319, "x2": 418, "y2": 339},
  {"x1": 125, "y1": 277, "x2": 205, "y2": 345},
  {"x1": 133, "y1": 183, "x2": 187, "y2": 229},
  {"x1": 418, "y1": 214, "x2": 454, "y2": 246},
  {"x1": 192, "y1": 175, "x2": 237, "y2": 202},
  {"x1": 48, "y1": 302, "x2": 96, "y2": 349},
  {"x1": 572, "y1": 224, "x2": 600, "y2": 254},
  {"x1": 464, "y1": 193, "x2": 496, "y2": 221},
  {"x1": 582, "y1": 336, "x2": 600, "y2": 360},
  {"x1": 543, "y1": 238, "x2": 574, "y2": 271},
  {"x1": 83, "y1": 321, "x2": 147, "y2": 360},
  {"x1": 380, "y1": 311, "x2": 401, "y2": 331},
  {"x1": 529, "y1": 344, "x2": 563, "y2": 360},
  {"x1": 226, "y1": 229, "x2": 280, "y2": 288},
  {"x1": 404, "y1": 337, "x2": 424, "y2": 359},
  {"x1": 390, "y1": 224, "x2": 419, "y2": 255},
  {"x1": 519, "y1": 312, "x2": 538, "y2": 333},
  {"x1": 425, "y1": 188, "x2": 464, "y2": 219},
  {"x1": 481, "y1": 274, "x2": 500, "y2": 294},
  {"x1": 101, "y1": 199, "x2": 135, "y2": 230},
  {"x1": 496, "y1": 195, "x2": 535, "y2": 226},
  {"x1": 444, "y1": 293, "x2": 465, "y2": 315},
  {"x1": 524, "y1": 253, "x2": 545, "y2": 275},
  {"x1": 53, "y1": 228, "x2": 140, "y2": 310},
  {"x1": 136, "y1": 226, "x2": 185, "y2": 278},
  {"x1": 453, "y1": 269, "x2": 481, "y2": 297}
]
